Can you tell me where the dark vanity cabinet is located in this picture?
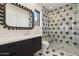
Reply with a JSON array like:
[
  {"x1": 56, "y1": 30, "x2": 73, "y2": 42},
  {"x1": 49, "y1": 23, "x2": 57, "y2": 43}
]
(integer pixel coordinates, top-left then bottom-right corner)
[{"x1": 0, "y1": 36, "x2": 42, "y2": 56}]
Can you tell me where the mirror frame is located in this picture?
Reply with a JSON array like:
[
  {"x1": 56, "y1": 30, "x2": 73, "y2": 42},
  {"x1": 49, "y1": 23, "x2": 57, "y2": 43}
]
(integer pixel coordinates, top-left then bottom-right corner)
[{"x1": 2, "y1": 3, "x2": 34, "y2": 30}]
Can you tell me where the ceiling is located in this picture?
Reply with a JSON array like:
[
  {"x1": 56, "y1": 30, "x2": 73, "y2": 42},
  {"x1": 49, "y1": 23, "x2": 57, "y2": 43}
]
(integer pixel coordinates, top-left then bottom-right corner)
[{"x1": 39, "y1": 3, "x2": 68, "y2": 10}]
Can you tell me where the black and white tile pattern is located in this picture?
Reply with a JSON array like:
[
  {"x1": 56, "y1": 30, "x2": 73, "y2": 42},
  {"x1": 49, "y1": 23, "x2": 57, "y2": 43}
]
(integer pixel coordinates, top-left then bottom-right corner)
[
  {"x1": 34, "y1": 47, "x2": 75, "y2": 56},
  {"x1": 42, "y1": 4, "x2": 79, "y2": 55},
  {"x1": 42, "y1": 7, "x2": 52, "y2": 42},
  {"x1": 42, "y1": 4, "x2": 78, "y2": 46}
]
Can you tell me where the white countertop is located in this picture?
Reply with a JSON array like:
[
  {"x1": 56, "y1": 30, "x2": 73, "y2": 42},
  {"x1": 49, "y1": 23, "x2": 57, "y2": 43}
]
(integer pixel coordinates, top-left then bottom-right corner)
[{"x1": 0, "y1": 34, "x2": 41, "y2": 45}]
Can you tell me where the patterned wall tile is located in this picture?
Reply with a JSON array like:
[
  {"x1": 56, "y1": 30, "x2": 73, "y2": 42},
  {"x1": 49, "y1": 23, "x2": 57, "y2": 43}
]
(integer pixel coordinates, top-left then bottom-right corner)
[{"x1": 42, "y1": 3, "x2": 79, "y2": 48}]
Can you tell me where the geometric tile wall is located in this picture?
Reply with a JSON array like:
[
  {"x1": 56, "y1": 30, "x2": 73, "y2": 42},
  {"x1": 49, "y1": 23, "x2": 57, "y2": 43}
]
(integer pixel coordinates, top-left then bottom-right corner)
[
  {"x1": 42, "y1": 4, "x2": 79, "y2": 47},
  {"x1": 42, "y1": 7, "x2": 53, "y2": 42},
  {"x1": 42, "y1": 7, "x2": 48, "y2": 40}
]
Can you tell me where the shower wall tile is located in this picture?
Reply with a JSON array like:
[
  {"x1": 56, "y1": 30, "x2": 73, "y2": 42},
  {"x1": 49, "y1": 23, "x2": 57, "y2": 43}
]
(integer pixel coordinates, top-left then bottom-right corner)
[
  {"x1": 42, "y1": 3, "x2": 79, "y2": 55},
  {"x1": 48, "y1": 3, "x2": 77, "y2": 46},
  {"x1": 42, "y1": 7, "x2": 53, "y2": 42}
]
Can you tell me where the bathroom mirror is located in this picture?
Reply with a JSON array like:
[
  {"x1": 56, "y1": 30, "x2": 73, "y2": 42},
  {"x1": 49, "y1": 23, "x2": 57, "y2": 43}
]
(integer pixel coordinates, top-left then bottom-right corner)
[
  {"x1": 4, "y1": 3, "x2": 34, "y2": 30},
  {"x1": 34, "y1": 10, "x2": 40, "y2": 26}
]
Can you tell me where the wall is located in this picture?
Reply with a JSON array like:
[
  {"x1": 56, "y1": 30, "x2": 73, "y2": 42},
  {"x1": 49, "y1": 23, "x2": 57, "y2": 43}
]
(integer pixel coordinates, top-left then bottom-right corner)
[
  {"x1": 42, "y1": 3, "x2": 79, "y2": 55},
  {"x1": 0, "y1": 3, "x2": 42, "y2": 45},
  {"x1": 42, "y1": 7, "x2": 50, "y2": 42}
]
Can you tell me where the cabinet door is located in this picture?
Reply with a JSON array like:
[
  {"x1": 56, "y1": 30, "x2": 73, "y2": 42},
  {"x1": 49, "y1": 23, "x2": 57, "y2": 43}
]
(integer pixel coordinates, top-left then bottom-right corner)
[
  {"x1": 0, "y1": 45, "x2": 9, "y2": 56},
  {"x1": 32, "y1": 37, "x2": 42, "y2": 54},
  {"x1": 0, "y1": 42, "x2": 17, "y2": 56},
  {"x1": 14, "y1": 42, "x2": 22, "y2": 56},
  {"x1": 7, "y1": 43, "x2": 17, "y2": 56},
  {"x1": 21, "y1": 39, "x2": 34, "y2": 56}
]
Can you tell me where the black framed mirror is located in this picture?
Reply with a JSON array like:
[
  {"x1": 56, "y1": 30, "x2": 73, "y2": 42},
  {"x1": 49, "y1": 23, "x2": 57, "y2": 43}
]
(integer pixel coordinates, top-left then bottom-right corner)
[{"x1": 0, "y1": 3, "x2": 34, "y2": 30}]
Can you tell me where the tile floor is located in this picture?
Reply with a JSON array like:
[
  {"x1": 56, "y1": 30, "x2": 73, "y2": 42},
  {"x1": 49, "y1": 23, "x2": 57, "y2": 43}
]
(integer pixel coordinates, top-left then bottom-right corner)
[{"x1": 34, "y1": 47, "x2": 76, "y2": 56}]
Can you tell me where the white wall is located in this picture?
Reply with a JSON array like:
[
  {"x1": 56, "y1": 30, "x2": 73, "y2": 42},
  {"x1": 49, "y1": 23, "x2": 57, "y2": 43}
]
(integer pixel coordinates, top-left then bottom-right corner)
[{"x1": 0, "y1": 3, "x2": 42, "y2": 45}]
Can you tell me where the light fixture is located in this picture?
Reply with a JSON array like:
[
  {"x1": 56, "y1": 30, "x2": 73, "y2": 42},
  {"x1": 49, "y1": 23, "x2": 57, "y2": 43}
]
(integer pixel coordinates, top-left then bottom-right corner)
[{"x1": 50, "y1": 6, "x2": 52, "y2": 9}]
